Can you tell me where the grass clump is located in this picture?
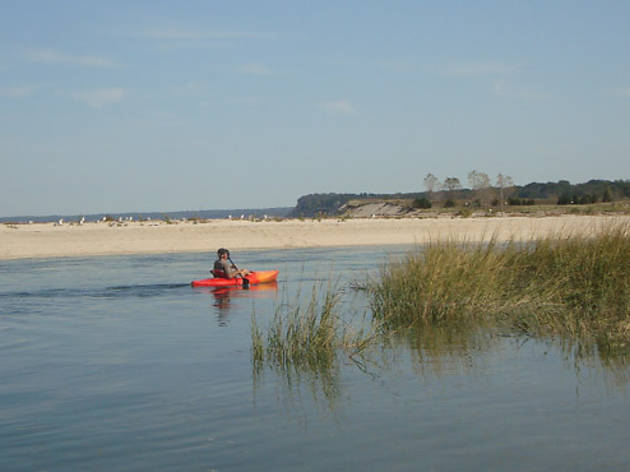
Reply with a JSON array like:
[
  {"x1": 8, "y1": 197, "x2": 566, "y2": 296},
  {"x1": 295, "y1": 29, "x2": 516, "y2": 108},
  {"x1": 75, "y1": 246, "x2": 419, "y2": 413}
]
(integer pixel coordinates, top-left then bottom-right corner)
[
  {"x1": 369, "y1": 223, "x2": 630, "y2": 353},
  {"x1": 518, "y1": 223, "x2": 630, "y2": 348},
  {"x1": 369, "y1": 237, "x2": 541, "y2": 326},
  {"x1": 265, "y1": 284, "x2": 338, "y2": 368},
  {"x1": 252, "y1": 281, "x2": 370, "y2": 371}
]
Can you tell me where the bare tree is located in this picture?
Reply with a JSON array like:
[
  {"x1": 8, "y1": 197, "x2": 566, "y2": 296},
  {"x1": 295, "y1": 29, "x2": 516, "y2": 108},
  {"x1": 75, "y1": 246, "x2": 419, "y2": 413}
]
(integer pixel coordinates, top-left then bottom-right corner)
[
  {"x1": 442, "y1": 177, "x2": 462, "y2": 192},
  {"x1": 496, "y1": 173, "x2": 514, "y2": 209},
  {"x1": 423, "y1": 173, "x2": 439, "y2": 199},
  {"x1": 468, "y1": 170, "x2": 491, "y2": 207}
]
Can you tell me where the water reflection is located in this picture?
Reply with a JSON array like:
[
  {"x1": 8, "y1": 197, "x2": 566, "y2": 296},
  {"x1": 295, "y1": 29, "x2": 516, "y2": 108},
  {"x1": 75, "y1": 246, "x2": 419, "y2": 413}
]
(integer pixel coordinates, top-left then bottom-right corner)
[
  {"x1": 254, "y1": 357, "x2": 343, "y2": 418},
  {"x1": 251, "y1": 311, "x2": 499, "y2": 415},
  {"x1": 390, "y1": 321, "x2": 499, "y2": 377},
  {"x1": 253, "y1": 315, "x2": 630, "y2": 413},
  {"x1": 211, "y1": 282, "x2": 279, "y2": 309},
  {"x1": 193, "y1": 282, "x2": 278, "y2": 325},
  {"x1": 535, "y1": 334, "x2": 630, "y2": 391},
  {"x1": 250, "y1": 281, "x2": 353, "y2": 415}
]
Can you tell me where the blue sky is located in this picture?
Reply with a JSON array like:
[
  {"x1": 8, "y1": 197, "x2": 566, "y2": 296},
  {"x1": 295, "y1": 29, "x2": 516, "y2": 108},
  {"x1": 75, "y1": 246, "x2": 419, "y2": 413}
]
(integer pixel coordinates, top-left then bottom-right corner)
[{"x1": 1, "y1": 1, "x2": 629, "y2": 216}]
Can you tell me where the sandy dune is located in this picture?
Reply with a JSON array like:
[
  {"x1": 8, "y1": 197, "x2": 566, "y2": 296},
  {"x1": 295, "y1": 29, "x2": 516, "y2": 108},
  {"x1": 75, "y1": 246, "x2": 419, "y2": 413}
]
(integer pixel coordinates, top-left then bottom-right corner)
[{"x1": 1, "y1": 215, "x2": 628, "y2": 260}]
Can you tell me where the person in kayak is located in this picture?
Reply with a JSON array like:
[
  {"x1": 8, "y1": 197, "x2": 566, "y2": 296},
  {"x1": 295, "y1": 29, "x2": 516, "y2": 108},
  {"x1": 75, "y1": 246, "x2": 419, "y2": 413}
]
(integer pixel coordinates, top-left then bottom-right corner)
[{"x1": 212, "y1": 248, "x2": 251, "y2": 279}]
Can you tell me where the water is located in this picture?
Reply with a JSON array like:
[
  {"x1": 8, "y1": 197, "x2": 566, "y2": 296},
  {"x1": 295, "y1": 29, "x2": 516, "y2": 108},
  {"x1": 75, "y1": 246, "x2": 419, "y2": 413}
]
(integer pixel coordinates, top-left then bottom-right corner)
[{"x1": 1, "y1": 247, "x2": 630, "y2": 471}]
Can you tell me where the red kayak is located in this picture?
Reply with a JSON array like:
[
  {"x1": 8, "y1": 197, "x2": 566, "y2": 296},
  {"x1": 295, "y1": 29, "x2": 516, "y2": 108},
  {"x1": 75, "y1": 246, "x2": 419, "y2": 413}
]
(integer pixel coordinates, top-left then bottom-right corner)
[{"x1": 191, "y1": 270, "x2": 279, "y2": 288}]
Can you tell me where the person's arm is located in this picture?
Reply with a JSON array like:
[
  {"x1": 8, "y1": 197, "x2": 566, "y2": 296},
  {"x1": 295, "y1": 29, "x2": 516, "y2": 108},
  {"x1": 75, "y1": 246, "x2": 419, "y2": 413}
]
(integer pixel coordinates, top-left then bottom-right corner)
[
  {"x1": 225, "y1": 263, "x2": 248, "y2": 279},
  {"x1": 219, "y1": 259, "x2": 248, "y2": 279}
]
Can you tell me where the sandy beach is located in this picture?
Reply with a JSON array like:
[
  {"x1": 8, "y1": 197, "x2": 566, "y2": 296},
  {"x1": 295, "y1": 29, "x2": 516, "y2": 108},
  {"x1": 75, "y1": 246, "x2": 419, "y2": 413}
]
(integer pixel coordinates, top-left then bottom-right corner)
[{"x1": 1, "y1": 215, "x2": 628, "y2": 260}]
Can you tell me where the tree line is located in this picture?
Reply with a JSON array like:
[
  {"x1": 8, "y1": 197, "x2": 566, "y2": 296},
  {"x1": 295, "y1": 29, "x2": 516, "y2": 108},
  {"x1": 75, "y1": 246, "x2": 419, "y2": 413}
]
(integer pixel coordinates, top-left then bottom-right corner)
[
  {"x1": 422, "y1": 171, "x2": 515, "y2": 209},
  {"x1": 422, "y1": 173, "x2": 630, "y2": 209},
  {"x1": 290, "y1": 177, "x2": 630, "y2": 216}
]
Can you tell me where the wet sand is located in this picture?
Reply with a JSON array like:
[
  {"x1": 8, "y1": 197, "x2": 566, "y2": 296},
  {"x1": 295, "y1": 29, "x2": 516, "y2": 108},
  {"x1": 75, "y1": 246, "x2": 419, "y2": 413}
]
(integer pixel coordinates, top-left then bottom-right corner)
[{"x1": 1, "y1": 215, "x2": 628, "y2": 260}]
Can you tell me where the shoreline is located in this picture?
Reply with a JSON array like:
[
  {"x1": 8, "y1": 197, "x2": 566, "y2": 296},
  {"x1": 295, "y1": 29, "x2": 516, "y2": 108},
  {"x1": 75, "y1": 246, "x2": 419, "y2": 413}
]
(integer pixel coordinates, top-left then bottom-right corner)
[{"x1": 1, "y1": 215, "x2": 629, "y2": 261}]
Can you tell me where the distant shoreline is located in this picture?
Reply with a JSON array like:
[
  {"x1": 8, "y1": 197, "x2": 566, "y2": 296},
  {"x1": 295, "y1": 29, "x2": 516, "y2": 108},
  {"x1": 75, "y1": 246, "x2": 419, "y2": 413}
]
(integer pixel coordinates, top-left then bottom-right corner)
[
  {"x1": 1, "y1": 215, "x2": 629, "y2": 261},
  {"x1": 0, "y1": 207, "x2": 293, "y2": 224}
]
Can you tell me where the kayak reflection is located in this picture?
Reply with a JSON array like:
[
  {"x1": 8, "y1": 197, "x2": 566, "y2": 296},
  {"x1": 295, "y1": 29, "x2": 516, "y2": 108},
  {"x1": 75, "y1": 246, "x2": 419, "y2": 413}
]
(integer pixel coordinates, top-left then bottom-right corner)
[{"x1": 194, "y1": 281, "x2": 279, "y2": 311}]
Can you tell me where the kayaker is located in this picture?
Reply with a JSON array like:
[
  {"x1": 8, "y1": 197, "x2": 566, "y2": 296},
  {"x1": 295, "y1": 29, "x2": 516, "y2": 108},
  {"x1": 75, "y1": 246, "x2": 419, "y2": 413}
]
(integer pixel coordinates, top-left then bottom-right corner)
[{"x1": 212, "y1": 248, "x2": 251, "y2": 279}]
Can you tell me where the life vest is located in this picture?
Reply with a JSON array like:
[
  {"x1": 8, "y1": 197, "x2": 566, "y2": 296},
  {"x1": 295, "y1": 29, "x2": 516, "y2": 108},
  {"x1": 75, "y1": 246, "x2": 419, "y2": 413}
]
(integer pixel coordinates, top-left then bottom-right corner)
[{"x1": 212, "y1": 268, "x2": 227, "y2": 278}]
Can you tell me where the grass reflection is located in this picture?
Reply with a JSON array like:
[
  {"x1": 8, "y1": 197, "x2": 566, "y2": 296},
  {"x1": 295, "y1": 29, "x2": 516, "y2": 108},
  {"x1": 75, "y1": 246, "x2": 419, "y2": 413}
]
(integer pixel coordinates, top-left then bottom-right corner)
[
  {"x1": 251, "y1": 280, "x2": 367, "y2": 410},
  {"x1": 396, "y1": 322, "x2": 498, "y2": 377}
]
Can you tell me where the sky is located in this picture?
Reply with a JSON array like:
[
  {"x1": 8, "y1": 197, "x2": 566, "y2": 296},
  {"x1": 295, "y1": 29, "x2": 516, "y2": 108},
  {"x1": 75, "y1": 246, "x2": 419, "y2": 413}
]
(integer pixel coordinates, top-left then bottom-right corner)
[{"x1": 1, "y1": 1, "x2": 629, "y2": 217}]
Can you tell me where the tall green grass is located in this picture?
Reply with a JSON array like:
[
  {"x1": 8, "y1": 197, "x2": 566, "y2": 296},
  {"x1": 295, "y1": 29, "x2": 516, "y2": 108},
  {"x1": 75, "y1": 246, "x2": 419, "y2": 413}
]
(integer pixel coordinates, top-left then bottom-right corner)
[{"x1": 369, "y1": 222, "x2": 630, "y2": 353}]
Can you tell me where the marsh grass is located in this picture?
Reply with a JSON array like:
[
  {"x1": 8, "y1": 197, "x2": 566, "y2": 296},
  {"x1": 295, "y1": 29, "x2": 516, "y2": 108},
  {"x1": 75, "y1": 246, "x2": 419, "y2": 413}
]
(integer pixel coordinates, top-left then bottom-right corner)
[
  {"x1": 517, "y1": 223, "x2": 630, "y2": 349},
  {"x1": 251, "y1": 221, "x2": 630, "y2": 402},
  {"x1": 251, "y1": 280, "x2": 379, "y2": 410},
  {"x1": 251, "y1": 280, "x2": 374, "y2": 372},
  {"x1": 370, "y1": 222, "x2": 630, "y2": 353}
]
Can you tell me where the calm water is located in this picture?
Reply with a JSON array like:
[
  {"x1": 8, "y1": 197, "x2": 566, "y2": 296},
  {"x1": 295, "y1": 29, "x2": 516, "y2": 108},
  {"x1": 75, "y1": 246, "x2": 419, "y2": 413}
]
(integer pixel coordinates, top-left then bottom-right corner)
[{"x1": 1, "y1": 247, "x2": 630, "y2": 471}]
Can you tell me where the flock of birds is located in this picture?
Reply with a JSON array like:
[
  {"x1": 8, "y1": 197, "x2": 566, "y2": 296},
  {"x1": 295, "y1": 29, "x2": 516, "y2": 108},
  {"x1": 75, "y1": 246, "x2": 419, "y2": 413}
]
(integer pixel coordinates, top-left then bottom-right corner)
[
  {"x1": 54, "y1": 216, "x2": 136, "y2": 226},
  {"x1": 51, "y1": 214, "x2": 270, "y2": 226}
]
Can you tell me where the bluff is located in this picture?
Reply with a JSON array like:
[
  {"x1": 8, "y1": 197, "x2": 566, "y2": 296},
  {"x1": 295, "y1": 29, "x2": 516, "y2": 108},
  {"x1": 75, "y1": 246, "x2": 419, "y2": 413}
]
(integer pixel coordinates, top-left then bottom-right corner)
[{"x1": 289, "y1": 192, "x2": 425, "y2": 217}]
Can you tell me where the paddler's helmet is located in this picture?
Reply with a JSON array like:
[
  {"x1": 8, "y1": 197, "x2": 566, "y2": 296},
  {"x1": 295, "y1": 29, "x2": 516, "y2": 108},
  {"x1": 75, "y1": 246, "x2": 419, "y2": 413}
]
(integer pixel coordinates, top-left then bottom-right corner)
[{"x1": 217, "y1": 248, "x2": 230, "y2": 257}]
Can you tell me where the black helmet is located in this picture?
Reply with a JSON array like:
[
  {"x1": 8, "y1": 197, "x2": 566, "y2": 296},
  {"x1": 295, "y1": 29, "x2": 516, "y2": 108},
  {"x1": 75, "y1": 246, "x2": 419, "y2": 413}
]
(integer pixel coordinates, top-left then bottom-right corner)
[{"x1": 217, "y1": 248, "x2": 230, "y2": 257}]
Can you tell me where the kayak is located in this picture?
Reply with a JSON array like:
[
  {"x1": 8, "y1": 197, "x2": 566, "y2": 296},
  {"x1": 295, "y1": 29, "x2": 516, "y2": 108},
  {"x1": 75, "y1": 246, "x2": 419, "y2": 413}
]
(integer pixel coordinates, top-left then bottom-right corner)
[{"x1": 191, "y1": 270, "x2": 279, "y2": 288}]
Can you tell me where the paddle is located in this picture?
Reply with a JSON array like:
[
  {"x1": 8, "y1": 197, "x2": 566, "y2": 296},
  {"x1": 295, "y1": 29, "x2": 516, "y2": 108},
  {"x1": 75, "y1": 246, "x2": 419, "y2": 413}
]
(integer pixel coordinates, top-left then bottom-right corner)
[{"x1": 228, "y1": 256, "x2": 250, "y2": 288}]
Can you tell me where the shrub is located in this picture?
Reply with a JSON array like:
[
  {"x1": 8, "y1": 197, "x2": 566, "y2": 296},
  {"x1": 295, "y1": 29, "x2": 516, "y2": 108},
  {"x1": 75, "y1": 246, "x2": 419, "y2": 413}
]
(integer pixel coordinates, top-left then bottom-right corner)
[
  {"x1": 412, "y1": 197, "x2": 432, "y2": 209},
  {"x1": 457, "y1": 207, "x2": 473, "y2": 218},
  {"x1": 602, "y1": 189, "x2": 613, "y2": 202},
  {"x1": 557, "y1": 193, "x2": 572, "y2": 205},
  {"x1": 578, "y1": 194, "x2": 597, "y2": 204},
  {"x1": 508, "y1": 197, "x2": 521, "y2": 206}
]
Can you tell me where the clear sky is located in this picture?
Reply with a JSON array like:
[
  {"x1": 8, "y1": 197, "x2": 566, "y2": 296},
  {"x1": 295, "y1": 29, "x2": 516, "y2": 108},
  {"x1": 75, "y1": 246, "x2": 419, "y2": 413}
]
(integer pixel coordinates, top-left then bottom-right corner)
[{"x1": 1, "y1": 1, "x2": 629, "y2": 216}]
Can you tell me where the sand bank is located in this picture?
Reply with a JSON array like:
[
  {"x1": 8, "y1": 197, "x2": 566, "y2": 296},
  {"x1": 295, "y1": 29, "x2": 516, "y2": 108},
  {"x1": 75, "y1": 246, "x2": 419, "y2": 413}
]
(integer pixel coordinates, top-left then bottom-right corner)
[{"x1": 1, "y1": 215, "x2": 628, "y2": 260}]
